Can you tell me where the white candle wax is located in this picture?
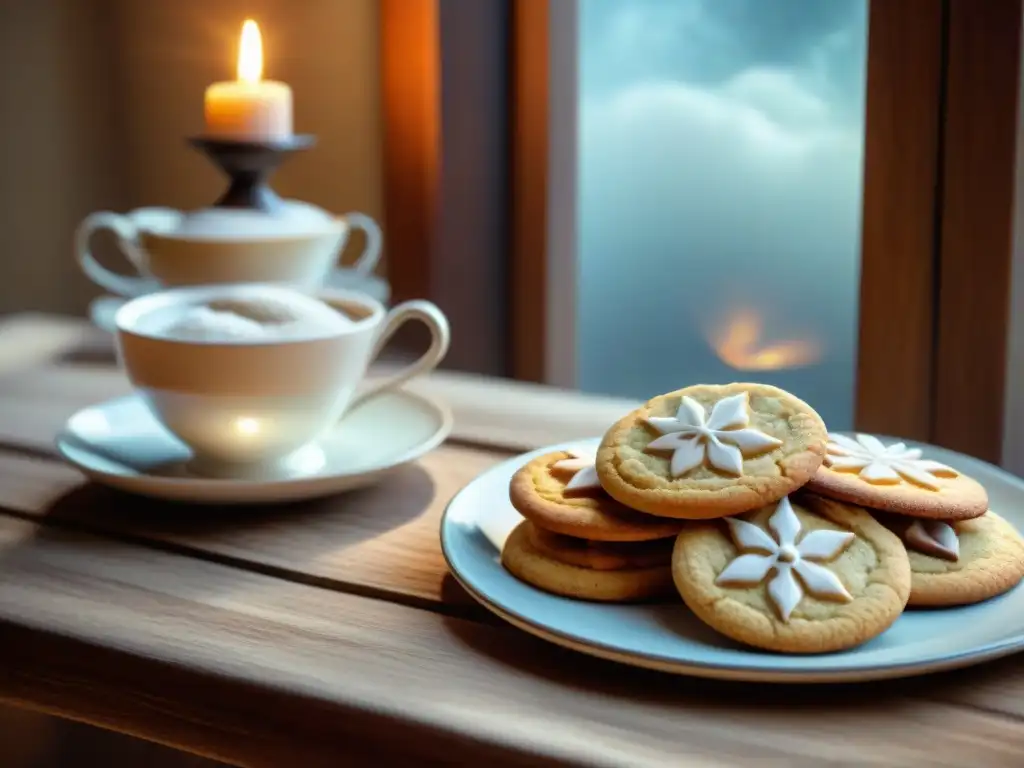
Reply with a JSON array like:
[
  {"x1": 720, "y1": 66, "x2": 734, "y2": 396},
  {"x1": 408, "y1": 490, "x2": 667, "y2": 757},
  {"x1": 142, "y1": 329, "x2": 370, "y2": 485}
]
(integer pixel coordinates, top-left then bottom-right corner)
[
  {"x1": 204, "y1": 80, "x2": 292, "y2": 141},
  {"x1": 204, "y1": 20, "x2": 292, "y2": 142}
]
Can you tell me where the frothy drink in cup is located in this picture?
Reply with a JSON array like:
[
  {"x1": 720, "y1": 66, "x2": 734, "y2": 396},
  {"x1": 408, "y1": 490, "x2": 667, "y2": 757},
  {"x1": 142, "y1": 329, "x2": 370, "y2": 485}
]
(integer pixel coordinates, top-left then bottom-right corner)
[
  {"x1": 115, "y1": 284, "x2": 450, "y2": 479},
  {"x1": 143, "y1": 290, "x2": 355, "y2": 342}
]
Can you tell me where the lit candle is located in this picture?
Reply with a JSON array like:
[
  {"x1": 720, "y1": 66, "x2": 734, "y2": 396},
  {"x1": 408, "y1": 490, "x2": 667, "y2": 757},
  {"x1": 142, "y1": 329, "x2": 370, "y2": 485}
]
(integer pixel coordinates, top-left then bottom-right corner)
[{"x1": 204, "y1": 20, "x2": 292, "y2": 142}]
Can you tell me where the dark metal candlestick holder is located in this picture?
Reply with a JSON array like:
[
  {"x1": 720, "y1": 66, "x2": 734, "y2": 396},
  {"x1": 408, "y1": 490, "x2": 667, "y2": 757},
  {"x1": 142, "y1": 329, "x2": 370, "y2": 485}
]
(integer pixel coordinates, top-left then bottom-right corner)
[{"x1": 187, "y1": 134, "x2": 316, "y2": 213}]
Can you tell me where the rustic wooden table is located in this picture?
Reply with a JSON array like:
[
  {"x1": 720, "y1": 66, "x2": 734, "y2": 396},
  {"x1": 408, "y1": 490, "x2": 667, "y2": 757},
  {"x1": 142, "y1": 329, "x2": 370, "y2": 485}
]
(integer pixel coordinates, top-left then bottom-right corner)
[{"x1": 1, "y1": 313, "x2": 1024, "y2": 767}]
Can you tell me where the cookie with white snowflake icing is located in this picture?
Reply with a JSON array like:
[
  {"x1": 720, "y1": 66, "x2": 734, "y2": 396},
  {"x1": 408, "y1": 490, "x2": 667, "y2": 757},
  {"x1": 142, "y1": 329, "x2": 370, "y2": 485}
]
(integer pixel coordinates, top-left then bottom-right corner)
[
  {"x1": 875, "y1": 510, "x2": 1024, "y2": 607},
  {"x1": 672, "y1": 493, "x2": 910, "y2": 653},
  {"x1": 509, "y1": 449, "x2": 685, "y2": 542},
  {"x1": 807, "y1": 433, "x2": 988, "y2": 521},
  {"x1": 596, "y1": 383, "x2": 828, "y2": 519}
]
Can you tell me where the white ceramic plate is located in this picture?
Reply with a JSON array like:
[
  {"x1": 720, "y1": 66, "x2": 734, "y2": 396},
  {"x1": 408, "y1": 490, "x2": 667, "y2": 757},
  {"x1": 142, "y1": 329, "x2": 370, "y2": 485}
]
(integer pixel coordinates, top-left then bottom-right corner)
[
  {"x1": 441, "y1": 436, "x2": 1024, "y2": 683},
  {"x1": 58, "y1": 388, "x2": 450, "y2": 504},
  {"x1": 88, "y1": 270, "x2": 391, "y2": 334}
]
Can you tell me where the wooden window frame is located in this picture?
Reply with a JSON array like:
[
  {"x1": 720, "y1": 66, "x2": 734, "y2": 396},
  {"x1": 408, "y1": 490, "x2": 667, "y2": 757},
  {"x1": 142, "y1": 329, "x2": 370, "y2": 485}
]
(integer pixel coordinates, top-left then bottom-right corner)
[
  {"x1": 379, "y1": 0, "x2": 1023, "y2": 464},
  {"x1": 379, "y1": 0, "x2": 511, "y2": 377},
  {"x1": 932, "y1": 0, "x2": 1023, "y2": 464}
]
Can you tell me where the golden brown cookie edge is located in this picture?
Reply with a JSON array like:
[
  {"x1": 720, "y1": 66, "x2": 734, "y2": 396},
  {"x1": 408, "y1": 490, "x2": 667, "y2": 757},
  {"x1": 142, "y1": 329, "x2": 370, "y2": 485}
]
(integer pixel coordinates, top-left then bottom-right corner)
[
  {"x1": 805, "y1": 465, "x2": 989, "y2": 521},
  {"x1": 526, "y1": 524, "x2": 674, "y2": 570},
  {"x1": 509, "y1": 451, "x2": 685, "y2": 541},
  {"x1": 500, "y1": 521, "x2": 676, "y2": 602}
]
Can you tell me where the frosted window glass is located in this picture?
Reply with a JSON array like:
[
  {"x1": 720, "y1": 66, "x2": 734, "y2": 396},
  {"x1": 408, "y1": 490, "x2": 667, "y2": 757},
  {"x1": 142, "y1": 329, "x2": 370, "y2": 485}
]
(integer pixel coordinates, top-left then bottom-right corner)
[{"x1": 576, "y1": 0, "x2": 868, "y2": 430}]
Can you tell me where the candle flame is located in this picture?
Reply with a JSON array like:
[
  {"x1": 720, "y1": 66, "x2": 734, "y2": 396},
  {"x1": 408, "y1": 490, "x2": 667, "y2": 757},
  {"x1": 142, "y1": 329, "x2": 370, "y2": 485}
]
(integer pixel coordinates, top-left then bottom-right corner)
[
  {"x1": 711, "y1": 308, "x2": 821, "y2": 371},
  {"x1": 237, "y1": 19, "x2": 263, "y2": 84}
]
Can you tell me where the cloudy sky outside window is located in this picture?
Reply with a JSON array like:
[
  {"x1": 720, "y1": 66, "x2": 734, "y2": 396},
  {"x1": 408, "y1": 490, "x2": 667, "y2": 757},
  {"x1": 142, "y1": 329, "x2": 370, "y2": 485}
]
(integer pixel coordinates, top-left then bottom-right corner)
[{"x1": 576, "y1": 0, "x2": 867, "y2": 429}]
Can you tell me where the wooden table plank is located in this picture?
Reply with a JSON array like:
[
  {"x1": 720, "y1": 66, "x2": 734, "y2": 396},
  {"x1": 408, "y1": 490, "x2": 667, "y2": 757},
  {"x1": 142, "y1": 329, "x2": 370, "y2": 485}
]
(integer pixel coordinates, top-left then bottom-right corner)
[
  {"x1": 0, "y1": 353, "x2": 638, "y2": 614},
  {"x1": 6, "y1": 314, "x2": 1024, "y2": 755},
  {"x1": 0, "y1": 445, "x2": 499, "y2": 614},
  {"x1": 6, "y1": 449, "x2": 1024, "y2": 735},
  {"x1": 3, "y1": 515, "x2": 1024, "y2": 768},
  {"x1": 0, "y1": 314, "x2": 100, "y2": 376}
]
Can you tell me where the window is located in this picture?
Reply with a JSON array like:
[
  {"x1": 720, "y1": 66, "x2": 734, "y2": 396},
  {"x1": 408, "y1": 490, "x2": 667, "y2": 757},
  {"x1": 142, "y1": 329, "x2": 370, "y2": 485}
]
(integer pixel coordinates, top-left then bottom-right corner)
[
  {"x1": 380, "y1": 0, "x2": 1023, "y2": 466},
  {"x1": 574, "y1": 0, "x2": 868, "y2": 430}
]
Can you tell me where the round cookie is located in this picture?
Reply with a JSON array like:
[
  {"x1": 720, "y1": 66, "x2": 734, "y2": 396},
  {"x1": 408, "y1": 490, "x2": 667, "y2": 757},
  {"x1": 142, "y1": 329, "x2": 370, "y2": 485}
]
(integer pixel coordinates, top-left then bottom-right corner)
[
  {"x1": 806, "y1": 433, "x2": 988, "y2": 521},
  {"x1": 509, "y1": 449, "x2": 685, "y2": 541},
  {"x1": 526, "y1": 524, "x2": 673, "y2": 571},
  {"x1": 501, "y1": 521, "x2": 675, "y2": 602},
  {"x1": 672, "y1": 493, "x2": 910, "y2": 653},
  {"x1": 596, "y1": 383, "x2": 827, "y2": 519},
  {"x1": 880, "y1": 511, "x2": 1024, "y2": 606}
]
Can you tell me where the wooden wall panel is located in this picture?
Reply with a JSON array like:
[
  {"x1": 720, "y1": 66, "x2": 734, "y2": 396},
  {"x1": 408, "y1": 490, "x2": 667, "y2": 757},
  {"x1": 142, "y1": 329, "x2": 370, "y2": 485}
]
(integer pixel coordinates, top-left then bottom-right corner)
[
  {"x1": 509, "y1": 0, "x2": 550, "y2": 384},
  {"x1": 855, "y1": 0, "x2": 945, "y2": 439},
  {"x1": 0, "y1": 0, "x2": 125, "y2": 317},
  {"x1": 509, "y1": 0, "x2": 577, "y2": 386},
  {"x1": 932, "y1": 0, "x2": 1023, "y2": 462},
  {"x1": 380, "y1": 0, "x2": 510, "y2": 376},
  {"x1": 379, "y1": 0, "x2": 438, "y2": 309}
]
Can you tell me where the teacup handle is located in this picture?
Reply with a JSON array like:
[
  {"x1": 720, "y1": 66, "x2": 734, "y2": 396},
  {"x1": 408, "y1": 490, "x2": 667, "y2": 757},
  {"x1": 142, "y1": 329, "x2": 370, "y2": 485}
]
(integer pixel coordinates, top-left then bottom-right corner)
[
  {"x1": 337, "y1": 212, "x2": 383, "y2": 276},
  {"x1": 348, "y1": 300, "x2": 451, "y2": 412},
  {"x1": 74, "y1": 211, "x2": 152, "y2": 297}
]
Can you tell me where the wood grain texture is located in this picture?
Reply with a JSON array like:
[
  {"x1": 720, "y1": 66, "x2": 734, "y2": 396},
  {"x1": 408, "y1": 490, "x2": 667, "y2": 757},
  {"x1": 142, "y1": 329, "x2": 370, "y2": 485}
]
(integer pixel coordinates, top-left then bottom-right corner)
[
  {"x1": 0, "y1": 314, "x2": 102, "y2": 375},
  {"x1": 510, "y1": 0, "x2": 550, "y2": 383},
  {"x1": 0, "y1": 0, "x2": 125, "y2": 317},
  {"x1": 0, "y1": 703, "x2": 219, "y2": 768},
  {"x1": 509, "y1": 0, "x2": 578, "y2": 388},
  {"x1": 4, "y1": 515, "x2": 1024, "y2": 767},
  {"x1": 0, "y1": 444, "x2": 495, "y2": 613},
  {"x1": 379, "y1": 0, "x2": 438, "y2": 308},
  {"x1": 379, "y1": 0, "x2": 511, "y2": 376},
  {"x1": 855, "y1": 0, "x2": 944, "y2": 440},
  {"x1": 10, "y1": 316, "x2": 1024, "y2": 763},
  {"x1": 933, "y1": 0, "x2": 1024, "y2": 462}
]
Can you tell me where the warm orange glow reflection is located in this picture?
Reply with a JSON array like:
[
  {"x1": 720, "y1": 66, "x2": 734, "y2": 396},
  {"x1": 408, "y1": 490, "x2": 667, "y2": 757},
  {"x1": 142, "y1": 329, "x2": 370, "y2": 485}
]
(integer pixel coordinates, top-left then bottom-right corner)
[
  {"x1": 237, "y1": 19, "x2": 263, "y2": 83},
  {"x1": 712, "y1": 309, "x2": 821, "y2": 371}
]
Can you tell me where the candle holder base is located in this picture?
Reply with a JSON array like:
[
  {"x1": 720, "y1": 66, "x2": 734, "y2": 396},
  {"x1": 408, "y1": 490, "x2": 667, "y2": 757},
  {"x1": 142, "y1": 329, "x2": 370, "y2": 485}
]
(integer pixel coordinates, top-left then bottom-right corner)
[{"x1": 187, "y1": 135, "x2": 316, "y2": 213}]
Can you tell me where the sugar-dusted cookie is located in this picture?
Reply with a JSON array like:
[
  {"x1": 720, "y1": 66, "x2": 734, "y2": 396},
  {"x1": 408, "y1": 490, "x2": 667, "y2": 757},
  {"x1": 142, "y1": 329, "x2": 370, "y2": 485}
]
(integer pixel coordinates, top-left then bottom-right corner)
[
  {"x1": 878, "y1": 510, "x2": 1024, "y2": 606},
  {"x1": 509, "y1": 449, "x2": 685, "y2": 541},
  {"x1": 526, "y1": 524, "x2": 674, "y2": 571},
  {"x1": 806, "y1": 433, "x2": 988, "y2": 521},
  {"x1": 596, "y1": 383, "x2": 827, "y2": 519},
  {"x1": 672, "y1": 493, "x2": 910, "y2": 653},
  {"x1": 501, "y1": 521, "x2": 675, "y2": 602}
]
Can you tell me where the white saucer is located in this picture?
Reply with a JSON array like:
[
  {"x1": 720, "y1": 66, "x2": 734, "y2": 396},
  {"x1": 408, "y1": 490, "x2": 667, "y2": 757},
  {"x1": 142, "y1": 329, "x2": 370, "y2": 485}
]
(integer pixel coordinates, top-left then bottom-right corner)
[
  {"x1": 88, "y1": 270, "x2": 391, "y2": 334},
  {"x1": 441, "y1": 436, "x2": 1024, "y2": 683},
  {"x1": 57, "y1": 388, "x2": 450, "y2": 504}
]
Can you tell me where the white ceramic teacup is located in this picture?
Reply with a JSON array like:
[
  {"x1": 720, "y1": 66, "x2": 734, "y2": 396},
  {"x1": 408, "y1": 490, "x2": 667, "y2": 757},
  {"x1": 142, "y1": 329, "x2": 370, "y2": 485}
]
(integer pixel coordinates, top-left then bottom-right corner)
[
  {"x1": 76, "y1": 205, "x2": 382, "y2": 298},
  {"x1": 114, "y1": 284, "x2": 449, "y2": 479}
]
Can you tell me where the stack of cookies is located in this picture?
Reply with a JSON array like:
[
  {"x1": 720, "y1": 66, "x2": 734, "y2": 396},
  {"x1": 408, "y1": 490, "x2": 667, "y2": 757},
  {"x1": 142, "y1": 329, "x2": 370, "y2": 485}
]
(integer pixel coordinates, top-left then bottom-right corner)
[
  {"x1": 504, "y1": 448, "x2": 684, "y2": 602},
  {"x1": 807, "y1": 433, "x2": 1024, "y2": 608},
  {"x1": 500, "y1": 383, "x2": 1024, "y2": 654}
]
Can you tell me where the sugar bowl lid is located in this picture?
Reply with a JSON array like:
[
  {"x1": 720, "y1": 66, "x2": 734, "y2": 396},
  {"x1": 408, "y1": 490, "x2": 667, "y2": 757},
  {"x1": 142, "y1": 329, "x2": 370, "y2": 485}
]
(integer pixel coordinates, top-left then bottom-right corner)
[{"x1": 151, "y1": 200, "x2": 340, "y2": 241}]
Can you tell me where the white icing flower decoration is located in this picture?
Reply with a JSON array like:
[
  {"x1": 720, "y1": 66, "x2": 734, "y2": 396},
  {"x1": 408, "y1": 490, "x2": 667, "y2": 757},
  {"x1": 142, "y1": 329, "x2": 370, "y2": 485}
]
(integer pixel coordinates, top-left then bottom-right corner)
[
  {"x1": 551, "y1": 449, "x2": 601, "y2": 494},
  {"x1": 716, "y1": 496, "x2": 856, "y2": 622},
  {"x1": 644, "y1": 393, "x2": 783, "y2": 477},
  {"x1": 904, "y1": 520, "x2": 959, "y2": 562},
  {"x1": 825, "y1": 433, "x2": 957, "y2": 491}
]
